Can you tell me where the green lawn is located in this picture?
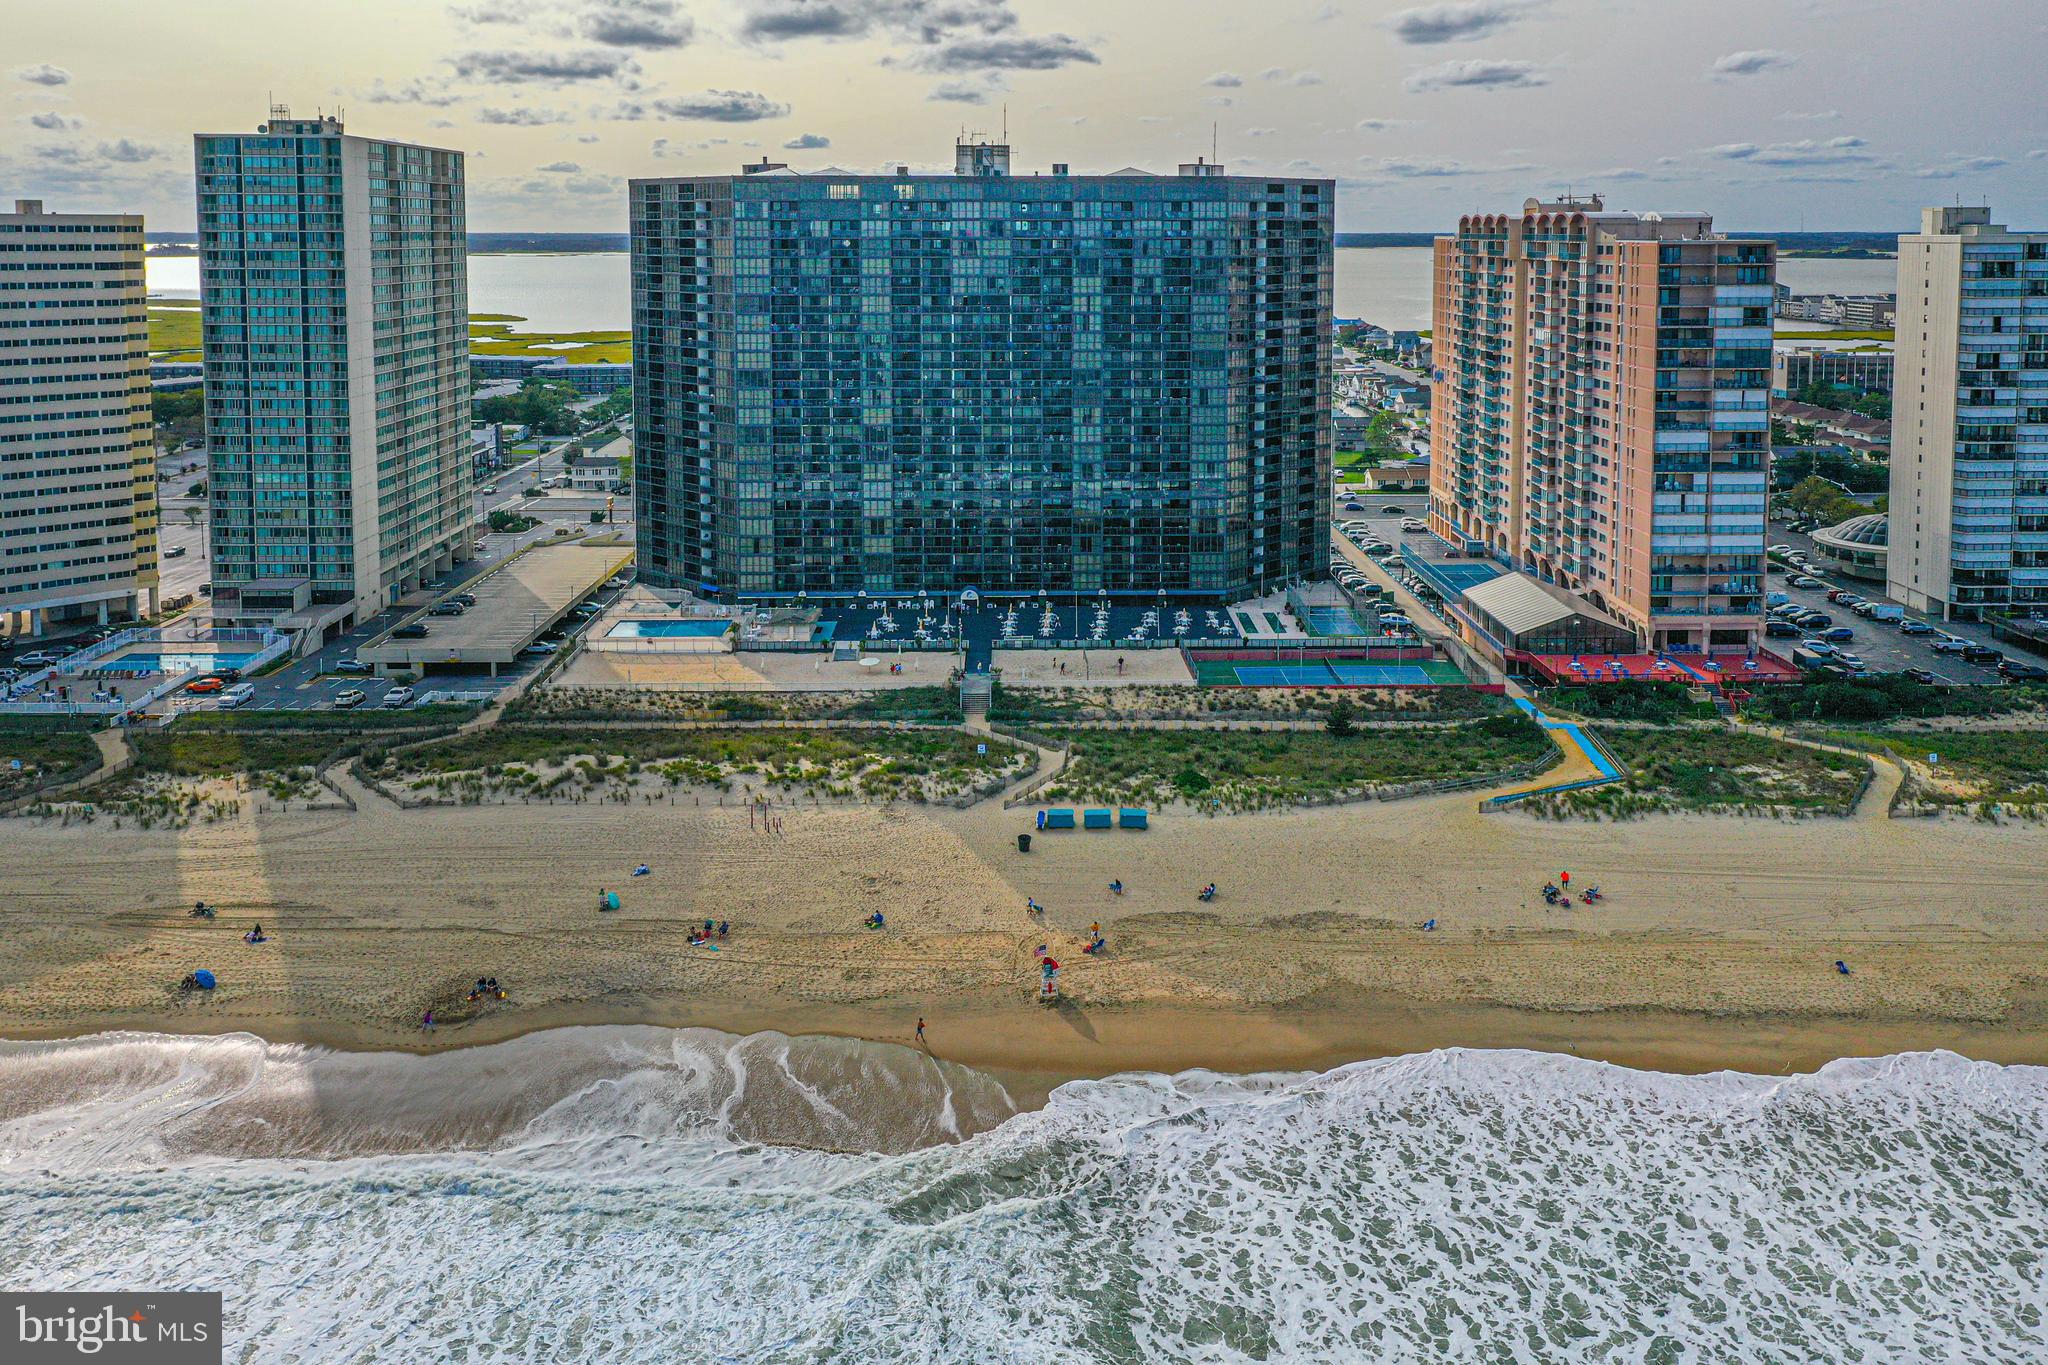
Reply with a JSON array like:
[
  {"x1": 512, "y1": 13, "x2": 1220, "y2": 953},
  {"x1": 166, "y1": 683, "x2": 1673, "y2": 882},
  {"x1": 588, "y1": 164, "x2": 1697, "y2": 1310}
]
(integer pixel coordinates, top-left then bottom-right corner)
[
  {"x1": 1042, "y1": 714, "x2": 1551, "y2": 811},
  {"x1": 468, "y1": 320, "x2": 632, "y2": 363},
  {"x1": 147, "y1": 300, "x2": 203, "y2": 362}
]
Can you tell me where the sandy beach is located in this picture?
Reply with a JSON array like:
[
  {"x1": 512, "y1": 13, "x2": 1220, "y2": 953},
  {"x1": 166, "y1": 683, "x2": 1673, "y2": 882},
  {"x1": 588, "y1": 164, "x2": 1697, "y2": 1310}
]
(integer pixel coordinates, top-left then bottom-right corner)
[{"x1": 4, "y1": 775, "x2": 2047, "y2": 1083}]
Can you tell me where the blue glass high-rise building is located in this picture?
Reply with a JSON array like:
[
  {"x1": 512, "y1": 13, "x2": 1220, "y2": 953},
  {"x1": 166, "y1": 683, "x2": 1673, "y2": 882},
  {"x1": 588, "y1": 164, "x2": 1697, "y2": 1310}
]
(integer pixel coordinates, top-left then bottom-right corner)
[
  {"x1": 630, "y1": 143, "x2": 1332, "y2": 600},
  {"x1": 195, "y1": 111, "x2": 471, "y2": 633}
]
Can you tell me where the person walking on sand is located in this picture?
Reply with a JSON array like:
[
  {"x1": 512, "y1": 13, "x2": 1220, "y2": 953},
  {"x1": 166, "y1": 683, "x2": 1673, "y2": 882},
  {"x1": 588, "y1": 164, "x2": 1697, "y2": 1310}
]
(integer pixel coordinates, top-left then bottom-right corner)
[
  {"x1": 916, "y1": 1016, "x2": 926, "y2": 1044},
  {"x1": 422, "y1": 1009, "x2": 435, "y2": 1033}
]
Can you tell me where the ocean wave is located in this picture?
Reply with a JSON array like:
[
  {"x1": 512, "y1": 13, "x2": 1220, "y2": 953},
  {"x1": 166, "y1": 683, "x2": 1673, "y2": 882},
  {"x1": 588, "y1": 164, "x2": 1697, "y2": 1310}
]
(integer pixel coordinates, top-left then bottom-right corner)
[{"x1": 2, "y1": 1034, "x2": 2045, "y2": 1362}]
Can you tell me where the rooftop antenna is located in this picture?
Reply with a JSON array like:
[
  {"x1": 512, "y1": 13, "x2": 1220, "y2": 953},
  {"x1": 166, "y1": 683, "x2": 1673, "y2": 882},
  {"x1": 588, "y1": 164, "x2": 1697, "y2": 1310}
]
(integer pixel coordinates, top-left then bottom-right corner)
[
  {"x1": 1211, "y1": 121, "x2": 1218, "y2": 163},
  {"x1": 1002, "y1": 103, "x2": 1008, "y2": 144}
]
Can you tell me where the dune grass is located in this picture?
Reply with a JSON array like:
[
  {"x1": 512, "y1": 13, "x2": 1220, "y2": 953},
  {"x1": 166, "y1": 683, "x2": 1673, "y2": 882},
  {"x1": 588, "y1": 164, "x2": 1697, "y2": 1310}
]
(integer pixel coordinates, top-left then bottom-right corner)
[
  {"x1": 1529, "y1": 727, "x2": 1868, "y2": 820},
  {"x1": 1042, "y1": 713, "x2": 1551, "y2": 811}
]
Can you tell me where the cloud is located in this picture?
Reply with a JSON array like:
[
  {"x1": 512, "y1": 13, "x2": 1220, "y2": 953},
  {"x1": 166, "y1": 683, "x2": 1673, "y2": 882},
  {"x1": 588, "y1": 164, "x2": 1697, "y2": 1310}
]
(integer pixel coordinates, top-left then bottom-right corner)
[
  {"x1": 25, "y1": 111, "x2": 83, "y2": 130},
  {"x1": 1404, "y1": 58, "x2": 1546, "y2": 92},
  {"x1": 1703, "y1": 135, "x2": 1873, "y2": 166},
  {"x1": 1289, "y1": 69, "x2": 1325, "y2": 86},
  {"x1": 578, "y1": 0, "x2": 694, "y2": 47},
  {"x1": 782, "y1": 132, "x2": 831, "y2": 149},
  {"x1": 927, "y1": 80, "x2": 990, "y2": 103},
  {"x1": 1387, "y1": 0, "x2": 1541, "y2": 45},
  {"x1": 1245, "y1": 127, "x2": 1276, "y2": 137},
  {"x1": 653, "y1": 90, "x2": 791, "y2": 121},
  {"x1": 1586, "y1": 166, "x2": 1646, "y2": 181},
  {"x1": 11, "y1": 64, "x2": 71, "y2": 86},
  {"x1": 1204, "y1": 71, "x2": 1243, "y2": 87},
  {"x1": 1708, "y1": 49, "x2": 1795, "y2": 79},
  {"x1": 1356, "y1": 117, "x2": 1418, "y2": 132},
  {"x1": 1359, "y1": 155, "x2": 1525, "y2": 178},
  {"x1": 355, "y1": 78, "x2": 463, "y2": 106},
  {"x1": 1916, "y1": 154, "x2": 2007, "y2": 179},
  {"x1": 1777, "y1": 109, "x2": 1839, "y2": 122},
  {"x1": 536, "y1": 160, "x2": 584, "y2": 172},
  {"x1": 97, "y1": 139, "x2": 160, "y2": 163},
  {"x1": 448, "y1": 49, "x2": 641, "y2": 84},
  {"x1": 740, "y1": 0, "x2": 1018, "y2": 44},
  {"x1": 1202, "y1": 95, "x2": 1235, "y2": 107},
  {"x1": 477, "y1": 106, "x2": 578, "y2": 125},
  {"x1": 911, "y1": 34, "x2": 1098, "y2": 71}
]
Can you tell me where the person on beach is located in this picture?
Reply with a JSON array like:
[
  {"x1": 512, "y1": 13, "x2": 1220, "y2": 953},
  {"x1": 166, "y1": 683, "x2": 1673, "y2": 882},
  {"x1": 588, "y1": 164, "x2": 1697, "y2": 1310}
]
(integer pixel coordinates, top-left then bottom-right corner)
[
  {"x1": 1090, "y1": 922, "x2": 1101, "y2": 939},
  {"x1": 916, "y1": 1017, "x2": 926, "y2": 1044},
  {"x1": 718, "y1": 921, "x2": 729, "y2": 939},
  {"x1": 422, "y1": 1009, "x2": 435, "y2": 1032},
  {"x1": 1109, "y1": 880, "x2": 1123, "y2": 896}
]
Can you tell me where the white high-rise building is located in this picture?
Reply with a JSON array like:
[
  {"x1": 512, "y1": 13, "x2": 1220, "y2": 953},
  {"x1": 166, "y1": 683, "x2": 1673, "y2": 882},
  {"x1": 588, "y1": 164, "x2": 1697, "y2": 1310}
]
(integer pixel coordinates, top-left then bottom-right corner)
[
  {"x1": 1888, "y1": 205, "x2": 2048, "y2": 621},
  {"x1": 195, "y1": 111, "x2": 472, "y2": 635},
  {"x1": 0, "y1": 199, "x2": 158, "y2": 639}
]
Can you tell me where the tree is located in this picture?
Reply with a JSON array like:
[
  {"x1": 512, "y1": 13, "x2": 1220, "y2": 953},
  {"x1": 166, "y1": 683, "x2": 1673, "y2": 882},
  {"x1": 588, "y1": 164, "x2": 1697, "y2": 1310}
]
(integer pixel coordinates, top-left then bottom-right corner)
[
  {"x1": 1325, "y1": 700, "x2": 1356, "y2": 737},
  {"x1": 474, "y1": 379, "x2": 581, "y2": 436},
  {"x1": 152, "y1": 388, "x2": 205, "y2": 446},
  {"x1": 183, "y1": 506, "x2": 202, "y2": 528},
  {"x1": 1786, "y1": 476, "x2": 1850, "y2": 518}
]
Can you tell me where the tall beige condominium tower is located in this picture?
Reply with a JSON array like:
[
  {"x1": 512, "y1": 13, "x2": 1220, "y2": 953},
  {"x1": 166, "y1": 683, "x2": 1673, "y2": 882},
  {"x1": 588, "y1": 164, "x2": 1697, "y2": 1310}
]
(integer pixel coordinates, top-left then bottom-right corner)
[
  {"x1": 0, "y1": 199, "x2": 158, "y2": 638},
  {"x1": 1887, "y1": 206, "x2": 2048, "y2": 622},
  {"x1": 1429, "y1": 197, "x2": 1774, "y2": 653}
]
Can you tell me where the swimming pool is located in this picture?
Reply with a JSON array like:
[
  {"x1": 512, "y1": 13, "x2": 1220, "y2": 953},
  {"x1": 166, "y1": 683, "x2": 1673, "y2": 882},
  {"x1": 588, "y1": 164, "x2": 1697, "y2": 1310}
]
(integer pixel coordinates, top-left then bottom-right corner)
[
  {"x1": 95, "y1": 651, "x2": 259, "y2": 675},
  {"x1": 604, "y1": 619, "x2": 733, "y2": 640}
]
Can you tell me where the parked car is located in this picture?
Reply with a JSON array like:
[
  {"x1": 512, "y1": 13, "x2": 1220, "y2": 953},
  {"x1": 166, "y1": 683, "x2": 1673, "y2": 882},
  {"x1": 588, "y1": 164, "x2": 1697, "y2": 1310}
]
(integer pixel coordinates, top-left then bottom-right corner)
[
  {"x1": 521, "y1": 640, "x2": 559, "y2": 656},
  {"x1": 1828, "y1": 590, "x2": 1863, "y2": 605},
  {"x1": 1822, "y1": 626, "x2": 1856, "y2": 642},
  {"x1": 1904, "y1": 668, "x2": 1939, "y2": 685},
  {"x1": 380, "y1": 685, "x2": 416, "y2": 708},
  {"x1": 218, "y1": 683, "x2": 256, "y2": 708},
  {"x1": 1380, "y1": 505, "x2": 1406, "y2": 515},
  {"x1": 1999, "y1": 659, "x2": 2048, "y2": 681},
  {"x1": 14, "y1": 651, "x2": 58, "y2": 667},
  {"x1": 333, "y1": 688, "x2": 367, "y2": 709},
  {"x1": 1962, "y1": 645, "x2": 2004, "y2": 665},
  {"x1": 391, "y1": 623, "x2": 430, "y2": 640},
  {"x1": 1789, "y1": 575, "x2": 1823, "y2": 589},
  {"x1": 480, "y1": 485, "x2": 498, "y2": 495},
  {"x1": 1400, "y1": 519, "x2": 1426, "y2": 533},
  {"x1": 1798, "y1": 612, "x2": 1834, "y2": 629},
  {"x1": 1377, "y1": 613, "x2": 1413, "y2": 628},
  {"x1": 570, "y1": 602, "x2": 603, "y2": 617},
  {"x1": 1800, "y1": 639, "x2": 1836, "y2": 657},
  {"x1": 1930, "y1": 636, "x2": 1973, "y2": 655},
  {"x1": 164, "y1": 545, "x2": 188, "y2": 559},
  {"x1": 185, "y1": 676, "x2": 226, "y2": 694},
  {"x1": 1765, "y1": 620, "x2": 1802, "y2": 639},
  {"x1": 1365, "y1": 544, "x2": 1395, "y2": 558},
  {"x1": 448, "y1": 593, "x2": 477, "y2": 608},
  {"x1": 1768, "y1": 544, "x2": 1793, "y2": 554},
  {"x1": 333, "y1": 658, "x2": 370, "y2": 674},
  {"x1": 1897, "y1": 619, "x2": 1936, "y2": 635},
  {"x1": 1834, "y1": 652, "x2": 1866, "y2": 670},
  {"x1": 429, "y1": 602, "x2": 466, "y2": 616},
  {"x1": 1765, "y1": 592, "x2": 1790, "y2": 607}
]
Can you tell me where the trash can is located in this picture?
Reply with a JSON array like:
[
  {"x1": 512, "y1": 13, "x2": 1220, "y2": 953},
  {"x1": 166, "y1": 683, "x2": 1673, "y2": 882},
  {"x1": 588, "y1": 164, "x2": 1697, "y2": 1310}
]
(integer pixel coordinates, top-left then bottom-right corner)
[{"x1": 1017, "y1": 833, "x2": 1032, "y2": 853}]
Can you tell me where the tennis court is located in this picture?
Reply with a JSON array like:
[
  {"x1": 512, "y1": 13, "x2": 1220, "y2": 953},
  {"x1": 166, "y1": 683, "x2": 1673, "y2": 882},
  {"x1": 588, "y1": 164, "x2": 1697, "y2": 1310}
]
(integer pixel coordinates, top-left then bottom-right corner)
[
  {"x1": 1193, "y1": 658, "x2": 1469, "y2": 686},
  {"x1": 1305, "y1": 605, "x2": 1365, "y2": 635}
]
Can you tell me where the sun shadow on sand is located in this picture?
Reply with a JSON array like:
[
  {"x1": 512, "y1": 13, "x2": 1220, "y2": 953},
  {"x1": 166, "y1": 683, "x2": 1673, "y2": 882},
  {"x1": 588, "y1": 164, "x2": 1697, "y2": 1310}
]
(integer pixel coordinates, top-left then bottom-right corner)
[{"x1": 1051, "y1": 996, "x2": 1097, "y2": 1042}]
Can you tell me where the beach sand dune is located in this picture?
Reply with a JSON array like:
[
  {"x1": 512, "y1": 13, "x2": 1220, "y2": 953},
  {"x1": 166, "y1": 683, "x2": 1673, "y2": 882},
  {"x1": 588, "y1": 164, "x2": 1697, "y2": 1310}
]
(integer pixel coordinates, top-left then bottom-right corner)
[{"x1": 2, "y1": 785, "x2": 2045, "y2": 1078}]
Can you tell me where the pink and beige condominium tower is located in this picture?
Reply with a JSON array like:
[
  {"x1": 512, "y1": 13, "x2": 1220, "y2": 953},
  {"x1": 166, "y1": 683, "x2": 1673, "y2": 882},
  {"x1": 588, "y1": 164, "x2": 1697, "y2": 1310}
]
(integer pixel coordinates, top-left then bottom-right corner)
[{"x1": 1428, "y1": 196, "x2": 1774, "y2": 653}]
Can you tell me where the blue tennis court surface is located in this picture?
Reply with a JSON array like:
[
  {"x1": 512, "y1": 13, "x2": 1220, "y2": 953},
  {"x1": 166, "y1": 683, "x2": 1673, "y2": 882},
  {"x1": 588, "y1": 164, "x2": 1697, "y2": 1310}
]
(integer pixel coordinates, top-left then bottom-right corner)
[{"x1": 1306, "y1": 606, "x2": 1364, "y2": 635}]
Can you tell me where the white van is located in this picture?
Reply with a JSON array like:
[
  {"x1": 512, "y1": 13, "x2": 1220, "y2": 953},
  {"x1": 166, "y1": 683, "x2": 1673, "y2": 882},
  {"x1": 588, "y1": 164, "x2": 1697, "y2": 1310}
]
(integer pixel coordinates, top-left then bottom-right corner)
[{"x1": 218, "y1": 683, "x2": 256, "y2": 708}]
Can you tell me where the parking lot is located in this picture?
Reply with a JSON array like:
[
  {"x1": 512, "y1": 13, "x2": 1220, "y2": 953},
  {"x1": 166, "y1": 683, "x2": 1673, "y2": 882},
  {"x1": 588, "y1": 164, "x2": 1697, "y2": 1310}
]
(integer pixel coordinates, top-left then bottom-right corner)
[{"x1": 1329, "y1": 494, "x2": 2026, "y2": 684}]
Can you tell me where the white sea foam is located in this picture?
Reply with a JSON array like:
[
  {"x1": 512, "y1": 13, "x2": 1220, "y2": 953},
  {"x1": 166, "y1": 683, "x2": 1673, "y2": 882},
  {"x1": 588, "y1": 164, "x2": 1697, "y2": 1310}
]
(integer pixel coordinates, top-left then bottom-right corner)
[{"x1": 2, "y1": 1033, "x2": 2044, "y2": 1362}]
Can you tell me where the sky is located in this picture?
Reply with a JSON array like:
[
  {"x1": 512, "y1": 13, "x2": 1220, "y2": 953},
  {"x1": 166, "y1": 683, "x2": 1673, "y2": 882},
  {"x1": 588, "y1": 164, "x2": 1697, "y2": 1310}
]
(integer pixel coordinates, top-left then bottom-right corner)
[{"x1": 5, "y1": 0, "x2": 2044, "y2": 234}]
